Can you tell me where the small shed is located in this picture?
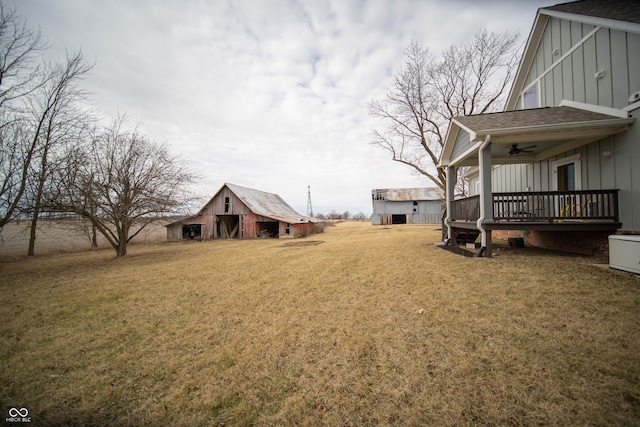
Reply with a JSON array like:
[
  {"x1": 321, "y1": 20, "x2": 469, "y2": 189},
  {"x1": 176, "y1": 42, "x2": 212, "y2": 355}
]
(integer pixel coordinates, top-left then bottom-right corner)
[
  {"x1": 166, "y1": 183, "x2": 316, "y2": 240},
  {"x1": 371, "y1": 187, "x2": 444, "y2": 225}
]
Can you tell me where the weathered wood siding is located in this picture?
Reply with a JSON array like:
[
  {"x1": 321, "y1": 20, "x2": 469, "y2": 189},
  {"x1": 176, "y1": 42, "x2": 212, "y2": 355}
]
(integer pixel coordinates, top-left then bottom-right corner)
[
  {"x1": 289, "y1": 222, "x2": 315, "y2": 237},
  {"x1": 199, "y1": 187, "x2": 252, "y2": 239},
  {"x1": 166, "y1": 223, "x2": 184, "y2": 241}
]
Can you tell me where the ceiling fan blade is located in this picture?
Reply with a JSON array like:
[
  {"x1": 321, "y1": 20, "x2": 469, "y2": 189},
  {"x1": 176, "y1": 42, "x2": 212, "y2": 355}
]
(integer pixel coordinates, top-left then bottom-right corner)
[{"x1": 519, "y1": 145, "x2": 538, "y2": 151}]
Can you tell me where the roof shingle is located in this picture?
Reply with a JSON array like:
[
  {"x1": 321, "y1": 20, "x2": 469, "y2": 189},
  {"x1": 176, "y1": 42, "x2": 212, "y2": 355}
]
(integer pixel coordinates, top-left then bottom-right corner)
[
  {"x1": 543, "y1": 0, "x2": 640, "y2": 25},
  {"x1": 454, "y1": 106, "x2": 622, "y2": 133}
]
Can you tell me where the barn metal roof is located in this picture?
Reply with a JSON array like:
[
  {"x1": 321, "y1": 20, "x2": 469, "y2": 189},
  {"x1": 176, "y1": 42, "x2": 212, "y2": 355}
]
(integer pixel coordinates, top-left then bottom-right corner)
[
  {"x1": 372, "y1": 187, "x2": 444, "y2": 202},
  {"x1": 224, "y1": 183, "x2": 316, "y2": 224}
]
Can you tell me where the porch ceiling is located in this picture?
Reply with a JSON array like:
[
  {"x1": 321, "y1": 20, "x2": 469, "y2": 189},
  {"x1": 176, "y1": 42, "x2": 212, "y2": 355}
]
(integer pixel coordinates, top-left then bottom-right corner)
[{"x1": 441, "y1": 105, "x2": 635, "y2": 168}]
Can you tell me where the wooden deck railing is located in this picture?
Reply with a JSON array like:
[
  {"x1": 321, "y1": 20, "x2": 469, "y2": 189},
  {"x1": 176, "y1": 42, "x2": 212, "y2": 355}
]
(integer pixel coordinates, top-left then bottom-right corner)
[
  {"x1": 450, "y1": 190, "x2": 619, "y2": 223},
  {"x1": 450, "y1": 195, "x2": 480, "y2": 222}
]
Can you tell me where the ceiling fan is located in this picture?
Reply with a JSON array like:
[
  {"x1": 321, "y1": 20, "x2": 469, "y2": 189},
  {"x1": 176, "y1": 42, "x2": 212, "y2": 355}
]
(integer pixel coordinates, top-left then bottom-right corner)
[{"x1": 509, "y1": 143, "x2": 537, "y2": 155}]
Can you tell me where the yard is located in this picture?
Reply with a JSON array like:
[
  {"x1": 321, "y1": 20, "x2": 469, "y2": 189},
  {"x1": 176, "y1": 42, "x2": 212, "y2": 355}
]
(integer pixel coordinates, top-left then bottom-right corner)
[{"x1": 1, "y1": 222, "x2": 639, "y2": 425}]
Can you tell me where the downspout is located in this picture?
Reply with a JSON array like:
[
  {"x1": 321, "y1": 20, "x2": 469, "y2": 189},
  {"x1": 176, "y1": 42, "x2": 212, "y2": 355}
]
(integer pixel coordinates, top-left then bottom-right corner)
[
  {"x1": 444, "y1": 166, "x2": 455, "y2": 245},
  {"x1": 476, "y1": 135, "x2": 491, "y2": 257}
]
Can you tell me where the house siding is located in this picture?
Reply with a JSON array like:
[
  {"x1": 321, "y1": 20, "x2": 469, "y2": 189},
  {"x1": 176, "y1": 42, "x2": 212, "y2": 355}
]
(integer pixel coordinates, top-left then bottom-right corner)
[
  {"x1": 524, "y1": 19, "x2": 640, "y2": 110},
  {"x1": 450, "y1": 128, "x2": 473, "y2": 161},
  {"x1": 477, "y1": 13, "x2": 640, "y2": 232}
]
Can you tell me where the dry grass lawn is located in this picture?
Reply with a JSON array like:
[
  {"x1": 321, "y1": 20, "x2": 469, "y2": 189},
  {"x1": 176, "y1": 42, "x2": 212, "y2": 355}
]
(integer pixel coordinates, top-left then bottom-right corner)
[{"x1": 1, "y1": 222, "x2": 639, "y2": 426}]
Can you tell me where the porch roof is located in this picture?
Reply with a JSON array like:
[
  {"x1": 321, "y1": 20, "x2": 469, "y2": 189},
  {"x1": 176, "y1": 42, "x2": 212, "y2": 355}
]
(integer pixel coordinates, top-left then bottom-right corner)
[{"x1": 439, "y1": 103, "x2": 634, "y2": 168}]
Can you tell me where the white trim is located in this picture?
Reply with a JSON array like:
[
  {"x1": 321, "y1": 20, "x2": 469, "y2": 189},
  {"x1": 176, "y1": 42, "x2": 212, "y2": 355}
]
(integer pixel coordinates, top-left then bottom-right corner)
[
  {"x1": 623, "y1": 100, "x2": 640, "y2": 112},
  {"x1": 559, "y1": 99, "x2": 629, "y2": 118},
  {"x1": 552, "y1": 153, "x2": 582, "y2": 191}
]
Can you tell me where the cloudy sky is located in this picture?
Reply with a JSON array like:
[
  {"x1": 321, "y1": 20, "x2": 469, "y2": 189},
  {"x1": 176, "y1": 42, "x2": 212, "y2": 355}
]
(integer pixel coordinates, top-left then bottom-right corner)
[{"x1": 12, "y1": 0, "x2": 557, "y2": 215}]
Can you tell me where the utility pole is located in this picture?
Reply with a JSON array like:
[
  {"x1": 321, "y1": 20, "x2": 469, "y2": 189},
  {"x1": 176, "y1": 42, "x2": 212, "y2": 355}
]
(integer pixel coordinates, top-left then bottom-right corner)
[{"x1": 306, "y1": 185, "x2": 314, "y2": 218}]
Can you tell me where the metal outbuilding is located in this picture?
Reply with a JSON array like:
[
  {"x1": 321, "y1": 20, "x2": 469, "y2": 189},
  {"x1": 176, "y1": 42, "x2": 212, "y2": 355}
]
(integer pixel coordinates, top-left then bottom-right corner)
[
  {"x1": 166, "y1": 183, "x2": 316, "y2": 240},
  {"x1": 371, "y1": 187, "x2": 444, "y2": 225}
]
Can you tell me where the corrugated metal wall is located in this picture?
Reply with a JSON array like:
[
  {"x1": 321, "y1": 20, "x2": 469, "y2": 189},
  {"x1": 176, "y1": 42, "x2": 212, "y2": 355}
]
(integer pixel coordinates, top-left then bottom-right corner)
[{"x1": 372, "y1": 200, "x2": 443, "y2": 225}]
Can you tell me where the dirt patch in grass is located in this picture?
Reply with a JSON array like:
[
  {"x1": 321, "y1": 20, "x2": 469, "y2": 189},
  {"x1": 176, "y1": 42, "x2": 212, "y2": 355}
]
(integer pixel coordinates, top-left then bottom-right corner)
[
  {"x1": 437, "y1": 243, "x2": 476, "y2": 257},
  {"x1": 1, "y1": 222, "x2": 639, "y2": 426},
  {"x1": 280, "y1": 240, "x2": 324, "y2": 247}
]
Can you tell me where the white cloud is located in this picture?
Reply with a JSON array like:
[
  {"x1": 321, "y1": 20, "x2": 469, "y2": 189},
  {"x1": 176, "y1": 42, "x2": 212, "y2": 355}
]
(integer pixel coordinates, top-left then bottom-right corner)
[{"x1": 11, "y1": 0, "x2": 557, "y2": 214}]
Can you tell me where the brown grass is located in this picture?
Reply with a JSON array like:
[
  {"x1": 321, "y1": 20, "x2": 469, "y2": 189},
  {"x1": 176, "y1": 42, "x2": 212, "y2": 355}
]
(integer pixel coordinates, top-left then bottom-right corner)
[{"x1": 1, "y1": 222, "x2": 639, "y2": 426}]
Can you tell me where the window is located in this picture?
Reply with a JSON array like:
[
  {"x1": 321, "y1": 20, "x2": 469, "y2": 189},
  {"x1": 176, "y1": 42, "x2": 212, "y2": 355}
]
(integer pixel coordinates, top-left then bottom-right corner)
[
  {"x1": 552, "y1": 154, "x2": 581, "y2": 191},
  {"x1": 224, "y1": 196, "x2": 230, "y2": 213},
  {"x1": 522, "y1": 81, "x2": 539, "y2": 109},
  {"x1": 557, "y1": 163, "x2": 576, "y2": 191},
  {"x1": 413, "y1": 201, "x2": 418, "y2": 213}
]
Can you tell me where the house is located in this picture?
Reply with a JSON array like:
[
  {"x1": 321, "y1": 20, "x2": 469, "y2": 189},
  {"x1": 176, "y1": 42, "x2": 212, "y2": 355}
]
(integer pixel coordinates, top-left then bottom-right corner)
[
  {"x1": 166, "y1": 183, "x2": 316, "y2": 240},
  {"x1": 371, "y1": 188, "x2": 444, "y2": 225},
  {"x1": 438, "y1": 0, "x2": 639, "y2": 257}
]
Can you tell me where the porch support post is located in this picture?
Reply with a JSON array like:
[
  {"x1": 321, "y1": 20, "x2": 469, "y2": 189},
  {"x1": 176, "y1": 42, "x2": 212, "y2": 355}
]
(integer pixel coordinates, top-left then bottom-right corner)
[
  {"x1": 477, "y1": 136, "x2": 493, "y2": 257},
  {"x1": 445, "y1": 166, "x2": 455, "y2": 242}
]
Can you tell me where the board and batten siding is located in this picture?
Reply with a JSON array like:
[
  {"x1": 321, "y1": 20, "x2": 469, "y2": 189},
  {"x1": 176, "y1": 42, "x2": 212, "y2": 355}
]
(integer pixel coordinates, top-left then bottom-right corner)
[{"x1": 519, "y1": 17, "x2": 640, "y2": 110}]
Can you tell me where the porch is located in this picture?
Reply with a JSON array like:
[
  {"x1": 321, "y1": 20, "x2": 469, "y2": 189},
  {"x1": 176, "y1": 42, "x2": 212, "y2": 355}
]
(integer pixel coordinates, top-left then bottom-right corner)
[
  {"x1": 451, "y1": 188, "x2": 619, "y2": 225},
  {"x1": 447, "y1": 189, "x2": 621, "y2": 253},
  {"x1": 439, "y1": 103, "x2": 633, "y2": 257}
]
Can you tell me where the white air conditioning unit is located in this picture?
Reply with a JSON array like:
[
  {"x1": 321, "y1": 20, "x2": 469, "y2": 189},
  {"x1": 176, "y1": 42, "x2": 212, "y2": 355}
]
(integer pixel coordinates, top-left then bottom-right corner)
[{"x1": 609, "y1": 235, "x2": 640, "y2": 274}]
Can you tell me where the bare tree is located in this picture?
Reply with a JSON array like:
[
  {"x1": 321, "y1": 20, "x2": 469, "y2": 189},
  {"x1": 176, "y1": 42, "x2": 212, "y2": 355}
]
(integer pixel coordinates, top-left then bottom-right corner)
[
  {"x1": 24, "y1": 51, "x2": 92, "y2": 255},
  {"x1": 369, "y1": 30, "x2": 520, "y2": 195},
  {"x1": 0, "y1": 5, "x2": 48, "y2": 229},
  {"x1": 0, "y1": 5, "x2": 47, "y2": 110},
  {"x1": 51, "y1": 117, "x2": 198, "y2": 257}
]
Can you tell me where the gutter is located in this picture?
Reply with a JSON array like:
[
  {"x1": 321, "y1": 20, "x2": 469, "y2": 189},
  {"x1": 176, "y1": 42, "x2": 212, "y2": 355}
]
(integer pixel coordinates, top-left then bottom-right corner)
[{"x1": 475, "y1": 135, "x2": 491, "y2": 257}]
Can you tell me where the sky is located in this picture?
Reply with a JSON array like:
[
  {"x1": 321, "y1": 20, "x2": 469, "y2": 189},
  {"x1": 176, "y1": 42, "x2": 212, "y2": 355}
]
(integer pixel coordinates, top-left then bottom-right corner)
[{"x1": 11, "y1": 0, "x2": 558, "y2": 216}]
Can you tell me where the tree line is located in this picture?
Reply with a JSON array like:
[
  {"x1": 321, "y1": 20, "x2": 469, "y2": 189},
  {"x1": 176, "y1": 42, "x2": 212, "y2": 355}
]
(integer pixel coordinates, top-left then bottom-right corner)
[{"x1": 0, "y1": 6, "x2": 196, "y2": 257}]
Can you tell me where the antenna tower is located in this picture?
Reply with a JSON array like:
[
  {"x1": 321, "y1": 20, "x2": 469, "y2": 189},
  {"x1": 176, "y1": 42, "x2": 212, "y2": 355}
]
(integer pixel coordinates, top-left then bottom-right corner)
[{"x1": 306, "y1": 185, "x2": 314, "y2": 218}]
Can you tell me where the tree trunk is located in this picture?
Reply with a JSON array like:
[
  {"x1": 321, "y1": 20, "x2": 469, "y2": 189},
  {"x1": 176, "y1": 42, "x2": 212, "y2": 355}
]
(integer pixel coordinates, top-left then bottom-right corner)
[
  {"x1": 27, "y1": 209, "x2": 38, "y2": 256},
  {"x1": 115, "y1": 227, "x2": 128, "y2": 257},
  {"x1": 28, "y1": 145, "x2": 50, "y2": 256},
  {"x1": 91, "y1": 222, "x2": 98, "y2": 247},
  {"x1": 116, "y1": 241, "x2": 127, "y2": 257}
]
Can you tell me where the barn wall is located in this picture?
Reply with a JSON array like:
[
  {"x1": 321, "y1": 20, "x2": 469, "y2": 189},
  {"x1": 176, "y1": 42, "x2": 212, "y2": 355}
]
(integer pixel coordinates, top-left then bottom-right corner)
[
  {"x1": 290, "y1": 222, "x2": 315, "y2": 237},
  {"x1": 166, "y1": 223, "x2": 184, "y2": 241},
  {"x1": 199, "y1": 187, "x2": 253, "y2": 240},
  {"x1": 201, "y1": 187, "x2": 252, "y2": 216},
  {"x1": 372, "y1": 200, "x2": 443, "y2": 225},
  {"x1": 243, "y1": 214, "x2": 257, "y2": 238}
]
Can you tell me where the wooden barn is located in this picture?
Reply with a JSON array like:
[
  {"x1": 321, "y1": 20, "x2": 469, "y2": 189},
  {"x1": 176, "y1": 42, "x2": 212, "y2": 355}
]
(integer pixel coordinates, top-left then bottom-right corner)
[{"x1": 166, "y1": 183, "x2": 317, "y2": 240}]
